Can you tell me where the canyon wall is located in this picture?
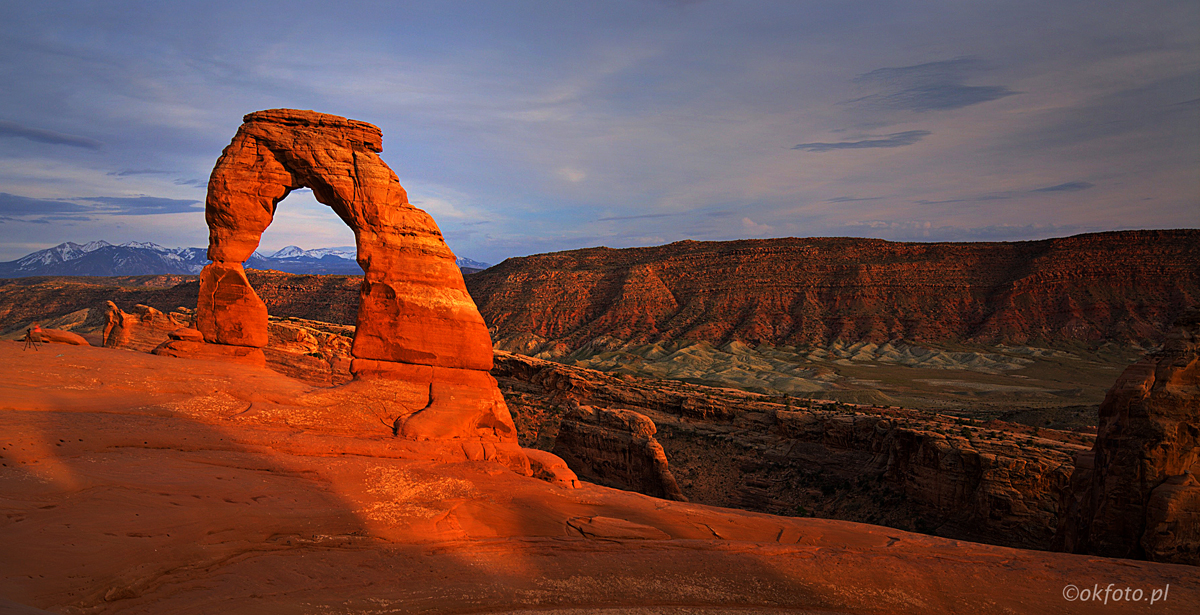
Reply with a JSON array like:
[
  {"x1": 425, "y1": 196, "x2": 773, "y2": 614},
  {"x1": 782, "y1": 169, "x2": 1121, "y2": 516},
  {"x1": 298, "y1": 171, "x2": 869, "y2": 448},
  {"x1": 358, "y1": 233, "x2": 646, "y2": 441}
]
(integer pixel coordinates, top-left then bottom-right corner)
[
  {"x1": 493, "y1": 350, "x2": 1088, "y2": 550},
  {"x1": 467, "y1": 230, "x2": 1200, "y2": 354},
  {"x1": 1056, "y1": 308, "x2": 1200, "y2": 565},
  {"x1": 551, "y1": 402, "x2": 686, "y2": 501}
]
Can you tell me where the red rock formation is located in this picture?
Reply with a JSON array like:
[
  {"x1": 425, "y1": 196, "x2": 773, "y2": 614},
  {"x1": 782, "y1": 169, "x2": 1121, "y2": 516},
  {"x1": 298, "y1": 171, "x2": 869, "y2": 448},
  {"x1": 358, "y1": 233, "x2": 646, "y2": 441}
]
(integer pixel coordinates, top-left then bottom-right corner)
[
  {"x1": 552, "y1": 402, "x2": 686, "y2": 501},
  {"x1": 261, "y1": 317, "x2": 354, "y2": 386},
  {"x1": 36, "y1": 328, "x2": 88, "y2": 346},
  {"x1": 176, "y1": 109, "x2": 512, "y2": 442},
  {"x1": 1056, "y1": 308, "x2": 1200, "y2": 565},
  {"x1": 102, "y1": 301, "x2": 194, "y2": 352},
  {"x1": 523, "y1": 448, "x2": 582, "y2": 488},
  {"x1": 200, "y1": 109, "x2": 491, "y2": 371},
  {"x1": 467, "y1": 231, "x2": 1200, "y2": 353}
]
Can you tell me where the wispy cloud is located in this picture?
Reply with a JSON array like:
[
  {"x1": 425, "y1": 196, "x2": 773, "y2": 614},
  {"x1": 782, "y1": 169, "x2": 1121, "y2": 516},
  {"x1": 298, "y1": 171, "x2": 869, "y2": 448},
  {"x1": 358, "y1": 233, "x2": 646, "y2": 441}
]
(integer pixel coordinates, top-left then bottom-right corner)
[
  {"x1": 0, "y1": 120, "x2": 103, "y2": 150},
  {"x1": 1033, "y1": 181, "x2": 1094, "y2": 193},
  {"x1": 108, "y1": 169, "x2": 171, "y2": 177},
  {"x1": 793, "y1": 130, "x2": 931, "y2": 152},
  {"x1": 0, "y1": 192, "x2": 91, "y2": 215},
  {"x1": 0, "y1": 192, "x2": 201, "y2": 217},
  {"x1": 914, "y1": 194, "x2": 1012, "y2": 205},
  {"x1": 827, "y1": 196, "x2": 884, "y2": 203},
  {"x1": 741, "y1": 216, "x2": 773, "y2": 235},
  {"x1": 597, "y1": 212, "x2": 679, "y2": 221},
  {"x1": 79, "y1": 196, "x2": 202, "y2": 215},
  {"x1": 850, "y1": 58, "x2": 1017, "y2": 112},
  {"x1": 837, "y1": 220, "x2": 1091, "y2": 242}
]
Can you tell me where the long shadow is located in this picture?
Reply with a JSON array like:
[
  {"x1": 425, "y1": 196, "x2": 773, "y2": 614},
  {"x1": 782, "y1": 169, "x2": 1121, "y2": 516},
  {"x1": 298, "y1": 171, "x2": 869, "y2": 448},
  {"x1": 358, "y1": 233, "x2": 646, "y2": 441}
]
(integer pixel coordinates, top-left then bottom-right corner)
[{"x1": 2, "y1": 341, "x2": 1197, "y2": 614}]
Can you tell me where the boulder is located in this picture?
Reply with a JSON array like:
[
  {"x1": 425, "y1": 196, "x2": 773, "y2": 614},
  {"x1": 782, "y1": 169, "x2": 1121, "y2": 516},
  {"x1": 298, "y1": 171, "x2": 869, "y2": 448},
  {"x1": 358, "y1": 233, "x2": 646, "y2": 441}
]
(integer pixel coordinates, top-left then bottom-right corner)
[
  {"x1": 38, "y1": 328, "x2": 88, "y2": 346},
  {"x1": 523, "y1": 448, "x2": 581, "y2": 488}
]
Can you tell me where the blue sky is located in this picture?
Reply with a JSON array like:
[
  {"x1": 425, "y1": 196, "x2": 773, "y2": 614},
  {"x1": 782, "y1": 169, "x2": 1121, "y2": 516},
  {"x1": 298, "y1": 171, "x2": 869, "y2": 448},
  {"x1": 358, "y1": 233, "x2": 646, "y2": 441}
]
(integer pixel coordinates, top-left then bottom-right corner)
[{"x1": 0, "y1": 0, "x2": 1196, "y2": 264}]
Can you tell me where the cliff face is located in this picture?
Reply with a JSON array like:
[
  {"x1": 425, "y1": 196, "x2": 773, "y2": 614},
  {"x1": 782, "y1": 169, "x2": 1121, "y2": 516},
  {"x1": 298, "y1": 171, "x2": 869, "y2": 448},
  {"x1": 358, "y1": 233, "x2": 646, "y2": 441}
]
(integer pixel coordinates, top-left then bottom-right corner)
[
  {"x1": 1056, "y1": 308, "x2": 1200, "y2": 565},
  {"x1": 467, "y1": 230, "x2": 1200, "y2": 353},
  {"x1": 772, "y1": 409, "x2": 1077, "y2": 549},
  {"x1": 493, "y1": 350, "x2": 1090, "y2": 550},
  {"x1": 551, "y1": 402, "x2": 686, "y2": 501}
]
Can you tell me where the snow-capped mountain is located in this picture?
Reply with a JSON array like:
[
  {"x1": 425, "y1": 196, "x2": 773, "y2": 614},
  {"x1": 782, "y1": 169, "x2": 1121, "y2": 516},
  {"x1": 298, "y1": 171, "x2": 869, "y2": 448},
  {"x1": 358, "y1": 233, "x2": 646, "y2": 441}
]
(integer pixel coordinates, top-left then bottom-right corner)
[
  {"x1": 0, "y1": 242, "x2": 491, "y2": 277},
  {"x1": 270, "y1": 245, "x2": 358, "y2": 260},
  {"x1": 456, "y1": 256, "x2": 491, "y2": 272},
  {"x1": 10, "y1": 240, "x2": 114, "y2": 269}
]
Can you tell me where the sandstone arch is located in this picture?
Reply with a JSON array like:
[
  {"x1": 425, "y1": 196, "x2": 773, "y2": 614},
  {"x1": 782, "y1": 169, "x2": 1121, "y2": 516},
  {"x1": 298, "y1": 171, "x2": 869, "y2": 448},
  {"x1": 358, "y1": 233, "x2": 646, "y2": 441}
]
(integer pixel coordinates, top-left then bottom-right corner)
[
  {"x1": 192, "y1": 109, "x2": 513, "y2": 441},
  {"x1": 198, "y1": 109, "x2": 492, "y2": 371}
]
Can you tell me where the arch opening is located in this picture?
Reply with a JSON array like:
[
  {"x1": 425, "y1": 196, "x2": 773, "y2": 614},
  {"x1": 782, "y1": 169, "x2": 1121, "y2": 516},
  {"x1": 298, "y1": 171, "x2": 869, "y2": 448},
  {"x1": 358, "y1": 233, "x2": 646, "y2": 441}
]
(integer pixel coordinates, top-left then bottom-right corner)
[{"x1": 254, "y1": 188, "x2": 358, "y2": 269}]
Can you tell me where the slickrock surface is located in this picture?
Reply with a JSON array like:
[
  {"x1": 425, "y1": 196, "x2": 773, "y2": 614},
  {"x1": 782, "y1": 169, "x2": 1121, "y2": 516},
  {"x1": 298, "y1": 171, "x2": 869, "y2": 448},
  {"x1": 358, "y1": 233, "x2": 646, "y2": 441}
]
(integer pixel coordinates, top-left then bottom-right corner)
[
  {"x1": 467, "y1": 230, "x2": 1200, "y2": 354},
  {"x1": 3, "y1": 341, "x2": 1197, "y2": 614},
  {"x1": 552, "y1": 402, "x2": 686, "y2": 501},
  {"x1": 201, "y1": 109, "x2": 490, "y2": 371},
  {"x1": 1057, "y1": 308, "x2": 1200, "y2": 565},
  {"x1": 495, "y1": 351, "x2": 1093, "y2": 550}
]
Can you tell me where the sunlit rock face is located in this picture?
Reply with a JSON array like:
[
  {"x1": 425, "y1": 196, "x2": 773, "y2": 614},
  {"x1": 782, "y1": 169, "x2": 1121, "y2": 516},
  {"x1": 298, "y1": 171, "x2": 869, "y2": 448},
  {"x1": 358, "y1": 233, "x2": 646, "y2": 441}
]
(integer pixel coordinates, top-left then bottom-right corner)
[
  {"x1": 199, "y1": 109, "x2": 491, "y2": 370},
  {"x1": 184, "y1": 108, "x2": 513, "y2": 442},
  {"x1": 103, "y1": 301, "x2": 194, "y2": 352},
  {"x1": 1057, "y1": 308, "x2": 1200, "y2": 565}
]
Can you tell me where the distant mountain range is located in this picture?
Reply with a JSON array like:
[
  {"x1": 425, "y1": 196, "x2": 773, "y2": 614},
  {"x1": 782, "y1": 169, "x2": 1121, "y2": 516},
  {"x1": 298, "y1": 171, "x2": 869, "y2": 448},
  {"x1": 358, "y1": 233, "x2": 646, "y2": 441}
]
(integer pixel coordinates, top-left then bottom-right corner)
[{"x1": 0, "y1": 241, "x2": 492, "y2": 278}]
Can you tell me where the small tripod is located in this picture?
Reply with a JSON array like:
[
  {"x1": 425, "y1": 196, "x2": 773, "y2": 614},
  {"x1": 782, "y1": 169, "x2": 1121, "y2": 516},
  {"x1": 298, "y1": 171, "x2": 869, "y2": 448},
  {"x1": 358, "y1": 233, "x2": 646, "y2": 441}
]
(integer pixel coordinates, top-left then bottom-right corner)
[{"x1": 22, "y1": 329, "x2": 42, "y2": 351}]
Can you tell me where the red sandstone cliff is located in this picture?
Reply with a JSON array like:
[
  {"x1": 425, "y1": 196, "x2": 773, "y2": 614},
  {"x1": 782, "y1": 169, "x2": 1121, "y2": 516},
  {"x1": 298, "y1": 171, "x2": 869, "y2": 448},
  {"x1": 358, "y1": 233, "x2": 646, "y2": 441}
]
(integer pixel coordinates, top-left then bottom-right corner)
[
  {"x1": 1056, "y1": 308, "x2": 1200, "y2": 565},
  {"x1": 466, "y1": 230, "x2": 1200, "y2": 353}
]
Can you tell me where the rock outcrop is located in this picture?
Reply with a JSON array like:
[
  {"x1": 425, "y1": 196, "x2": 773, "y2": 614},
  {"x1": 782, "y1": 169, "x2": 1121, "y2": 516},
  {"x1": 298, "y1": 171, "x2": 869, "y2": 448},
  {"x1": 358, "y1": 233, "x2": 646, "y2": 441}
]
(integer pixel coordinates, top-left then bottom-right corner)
[
  {"x1": 772, "y1": 408, "x2": 1078, "y2": 548},
  {"x1": 102, "y1": 301, "x2": 194, "y2": 352},
  {"x1": 262, "y1": 317, "x2": 355, "y2": 387},
  {"x1": 35, "y1": 328, "x2": 88, "y2": 346},
  {"x1": 467, "y1": 231, "x2": 1200, "y2": 354},
  {"x1": 164, "y1": 108, "x2": 515, "y2": 443},
  {"x1": 1056, "y1": 308, "x2": 1200, "y2": 565},
  {"x1": 552, "y1": 402, "x2": 686, "y2": 501}
]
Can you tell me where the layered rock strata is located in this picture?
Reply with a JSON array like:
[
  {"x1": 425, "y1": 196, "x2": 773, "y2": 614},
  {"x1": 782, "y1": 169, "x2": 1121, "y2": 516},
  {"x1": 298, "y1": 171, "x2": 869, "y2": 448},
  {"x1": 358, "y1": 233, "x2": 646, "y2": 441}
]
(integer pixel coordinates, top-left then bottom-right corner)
[
  {"x1": 551, "y1": 402, "x2": 686, "y2": 501},
  {"x1": 467, "y1": 231, "x2": 1200, "y2": 355},
  {"x1": 1056, "y1": 308, "x2": 1200, "y2": 565}
]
